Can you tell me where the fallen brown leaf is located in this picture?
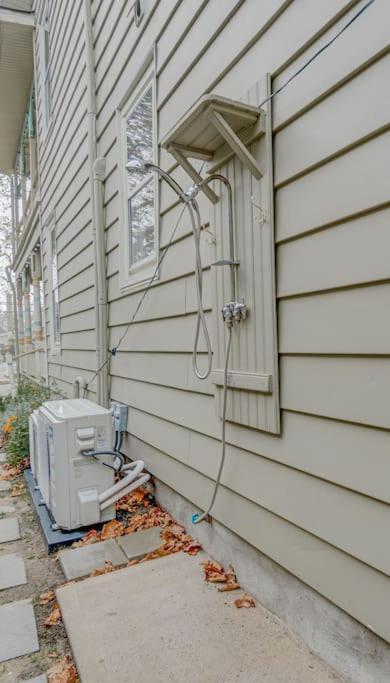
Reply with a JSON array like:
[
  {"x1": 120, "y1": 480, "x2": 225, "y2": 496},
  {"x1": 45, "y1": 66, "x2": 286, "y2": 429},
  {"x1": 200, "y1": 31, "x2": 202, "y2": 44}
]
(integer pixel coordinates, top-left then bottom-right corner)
[
  {"x1": 90, "y1": 561, "x2": 116, "y2": 577},
  {"x1": 44, "y1": 602, "x2": 62, "y2": 626},
  {"x1": 72, "y1": 528, "x2": 100, "y2": 548},
  {"x1": 48, "y1": 653, "x2": 79, "y2": 683},
  {"x1": 10, "y1": 482, "x2": 25, "y2": 497},
  {"x1": 218, "y1": 582, "x2": 241, "y2": 592},
  {"x1": 39, "y1": 590, "x2": 56, "y2": 605},
  {"x1": 100, "y1": 519, "x2": 125, "y2": 540},
  {"x1": 234, "y1": 593, "x2": 256, "y2": 608},
  {"x1": 202, "y1": 560, "x2": 227, "y2": 583}
]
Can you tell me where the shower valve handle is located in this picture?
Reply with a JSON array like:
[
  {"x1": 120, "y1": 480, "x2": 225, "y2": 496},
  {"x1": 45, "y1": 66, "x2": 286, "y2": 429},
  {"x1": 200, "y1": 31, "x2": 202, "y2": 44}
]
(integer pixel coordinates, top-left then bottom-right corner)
[{"x1": 222, "y1": 299, "x2": 247, "y2": 326}]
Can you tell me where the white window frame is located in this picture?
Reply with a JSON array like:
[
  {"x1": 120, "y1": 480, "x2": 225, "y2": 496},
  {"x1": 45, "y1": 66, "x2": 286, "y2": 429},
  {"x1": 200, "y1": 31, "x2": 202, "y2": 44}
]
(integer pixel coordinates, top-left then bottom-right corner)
[
  {"x1": 117, "y1": 68, "x2": 159, "y2": 291},
  {"x1": 48, "y1": 218, "x2": 60, "y2": 353}
]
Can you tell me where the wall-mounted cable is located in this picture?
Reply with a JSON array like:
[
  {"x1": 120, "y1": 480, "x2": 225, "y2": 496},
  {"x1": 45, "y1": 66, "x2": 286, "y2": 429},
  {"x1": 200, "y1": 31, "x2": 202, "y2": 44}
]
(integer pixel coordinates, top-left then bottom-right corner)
[{"x1": 258, "y1": 0, "x2": 376, "y2": 110}]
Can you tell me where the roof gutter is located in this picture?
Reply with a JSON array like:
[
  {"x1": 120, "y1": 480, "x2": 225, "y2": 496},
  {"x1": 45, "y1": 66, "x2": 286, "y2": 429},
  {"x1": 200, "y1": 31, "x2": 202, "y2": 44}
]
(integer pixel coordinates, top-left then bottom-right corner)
[{"x1": 83, "y1": 0, "x2": 109, "y2": 408}]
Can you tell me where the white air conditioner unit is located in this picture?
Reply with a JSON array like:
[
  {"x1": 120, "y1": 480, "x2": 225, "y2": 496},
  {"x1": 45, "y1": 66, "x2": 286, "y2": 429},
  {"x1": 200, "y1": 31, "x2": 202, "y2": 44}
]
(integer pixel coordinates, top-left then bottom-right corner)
[
  {"x1": 33, "y1": 399, "x2": 116, "y2": 530},
  {"x1": 28, "y1": 408, "x2": 50, "y2": 507},
  {"x1": 29, "y1": 398, "x2": 150, "y2": 532}
]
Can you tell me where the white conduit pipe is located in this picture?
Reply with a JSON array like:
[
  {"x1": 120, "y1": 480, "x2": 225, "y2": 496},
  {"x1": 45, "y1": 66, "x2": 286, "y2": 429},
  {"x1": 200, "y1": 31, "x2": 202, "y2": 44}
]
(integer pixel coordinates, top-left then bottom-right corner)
[
  {"x1": 98, "y1": 460, "x2": 149, "y2": 503},
  {"x1": 73, "y1": 376, "x2": 87, "y2": 398},
  {"x1": 100, "y1": 473, "x2": 150, "y2": 512}
]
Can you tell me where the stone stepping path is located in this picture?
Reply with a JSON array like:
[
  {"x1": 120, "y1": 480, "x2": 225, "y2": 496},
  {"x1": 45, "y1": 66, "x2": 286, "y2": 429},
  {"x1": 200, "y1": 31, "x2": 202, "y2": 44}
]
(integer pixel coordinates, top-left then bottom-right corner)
[
  {"x1": 0, "y1": 452, "x2": 6, "y2": 463},
  {"x1": 0, "y1": 517, "x2": 20, "y2": 543},
  {"x1": 117, "y1": 526, "x2": 162, "y2": 560},
  {"x1": 60, "y1": 539, "x2": 127, "y2": 580},
  {"x1": 59, "y1": 526, "x2": 163, "y2": 580},
  {"x1": 0, "y1": 599, "x2": 39, "y2": 662},
  {"x1": 0, "y1": 503, "x2": 15, "y2": 514},
  {"x1": 0, "y1": 464, "x2": 47, "y2": 679},
  {"x1": 0, "y1": 552, "x2": 27, "y2": 589}
]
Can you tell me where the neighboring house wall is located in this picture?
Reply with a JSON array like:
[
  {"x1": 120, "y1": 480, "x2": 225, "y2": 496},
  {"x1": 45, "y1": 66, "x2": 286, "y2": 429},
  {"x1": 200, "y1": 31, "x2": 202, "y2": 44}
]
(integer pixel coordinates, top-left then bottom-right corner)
[{"x1": 32, "y1": 0, "x2": 390, "y2": 650}]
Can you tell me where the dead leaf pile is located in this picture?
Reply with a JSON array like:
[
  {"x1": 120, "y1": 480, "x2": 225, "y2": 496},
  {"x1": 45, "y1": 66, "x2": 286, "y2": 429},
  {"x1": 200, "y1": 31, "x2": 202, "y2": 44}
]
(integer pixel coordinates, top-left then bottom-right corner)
[
  {"x1": 234, "y1": 593, "x2": 256, "y2": 608},
  {"x1": 100, "y1": 519, "x2": 126, "y2": 540},
  {"x1": 90, "y1": 561, "x2": 116, "y2": 577},
  {"x1": 10, "y1": 482, "x2": 25, "y2": 497},
  {"x1": 0, "y1": 458, "x2": 29, "y2": 480},
  {"x1": 202, "y1": 560, "x2": 251, "y2": 605},
  {"x1": 44, "y1": 602, "x2": 62, "y2": 627},
  {"x1": 48, "y1": 654, "x2": 79, "y2": 683},
  {"x1": 137, "y1": 523, "x2": 202, "y2": 565},
  {"x1": 202, "y1": 561, "x2": 240, "y2": 591},
  {"x1": 116, "y1": 486, "x2": 151, "y2": 510},
  {"x1": 72, "y1": 500, "x2": 202, "y2": 561}
]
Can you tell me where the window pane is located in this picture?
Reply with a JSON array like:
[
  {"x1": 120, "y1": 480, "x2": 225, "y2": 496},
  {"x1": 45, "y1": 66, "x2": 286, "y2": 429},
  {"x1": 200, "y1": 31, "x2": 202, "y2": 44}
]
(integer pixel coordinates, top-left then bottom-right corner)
[
  {"x1": 128, "y1": 178, "x2": 154, "y2": 266},
  {"x1": 126, "y1": 86, "x2": 153, "y2": 193},
  {"x1": 51, "y1": 231, "x2": 58, "y2": 289}
]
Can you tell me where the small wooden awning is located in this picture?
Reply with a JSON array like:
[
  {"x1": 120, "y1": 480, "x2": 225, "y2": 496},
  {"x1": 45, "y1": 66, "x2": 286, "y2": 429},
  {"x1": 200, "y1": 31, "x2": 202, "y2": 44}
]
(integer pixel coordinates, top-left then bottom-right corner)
[{"x1": 161, "y1": 94, "x2": 265, "y2": 204}]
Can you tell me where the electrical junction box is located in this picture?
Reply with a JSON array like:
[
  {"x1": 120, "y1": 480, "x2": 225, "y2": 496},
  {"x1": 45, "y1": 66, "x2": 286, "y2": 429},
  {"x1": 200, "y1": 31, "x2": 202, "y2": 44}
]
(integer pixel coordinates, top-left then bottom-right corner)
[
  {"x1": 32, "y1": 399, "x2": 115, "y2": 530},
  {"x1": 111, "y1": 402, "x2": 128, "y2": 433}
]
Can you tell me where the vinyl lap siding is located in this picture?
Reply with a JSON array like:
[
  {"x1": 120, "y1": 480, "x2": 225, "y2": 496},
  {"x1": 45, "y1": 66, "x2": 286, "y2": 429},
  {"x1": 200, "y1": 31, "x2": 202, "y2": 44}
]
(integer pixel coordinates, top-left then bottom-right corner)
[
  {"x1": 35, "y1": 0, "x2": 390, "y2": 642},
  {"x1": 34, "y1": 0, "x2": 95, "y2": 396}
]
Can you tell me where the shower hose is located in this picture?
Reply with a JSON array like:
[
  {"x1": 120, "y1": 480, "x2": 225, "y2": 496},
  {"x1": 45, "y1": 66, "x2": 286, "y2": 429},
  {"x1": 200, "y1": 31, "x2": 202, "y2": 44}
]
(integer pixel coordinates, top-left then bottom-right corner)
[
  {"x1": 136, "y1": 163, "x2": 234, "y2": 525},
  {"x1": 184, "y1": 190, "x2": 234, "y2": 525}
]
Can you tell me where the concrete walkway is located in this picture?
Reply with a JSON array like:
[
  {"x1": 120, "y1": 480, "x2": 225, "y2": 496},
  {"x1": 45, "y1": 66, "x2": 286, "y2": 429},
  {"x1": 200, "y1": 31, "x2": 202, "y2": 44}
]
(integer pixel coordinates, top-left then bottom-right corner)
[{"x1": 57, "y1": 551, "x2": 342, "y2": 683}]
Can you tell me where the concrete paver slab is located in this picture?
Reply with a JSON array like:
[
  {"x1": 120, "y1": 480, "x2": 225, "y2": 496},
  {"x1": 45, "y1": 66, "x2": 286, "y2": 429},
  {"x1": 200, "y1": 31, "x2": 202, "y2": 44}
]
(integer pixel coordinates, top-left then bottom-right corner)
[
  {"x1": 57, "y1": 552, "x2": 342, "y2": 683},
  {"x1": 0, "y1": 599, "x2": 39, "y2": 662},
  {"x1": 117, "y1": 526, "x2": 162, "y2": 560},
  {"x1": 0, "y1": 504, "x2": 15, "y2": 514},
  {"x1": 22, "y1": 675, "x2": 47, "y2": 683},
  {"x1": 0, "y1": 453, "x2": 5, "y2": 463},
  {"x1": 0, "y1": 553, "x2": 27, "y2": 589},
  {"x1": 59, "y1": 539, "x2": 127, "y2": 580},
  {"x1": 0, "y1": 517, "x2": 20, "y2": 543},
  {"x1": 0, "y1": 480, "x2": 11, "y2": 492}
]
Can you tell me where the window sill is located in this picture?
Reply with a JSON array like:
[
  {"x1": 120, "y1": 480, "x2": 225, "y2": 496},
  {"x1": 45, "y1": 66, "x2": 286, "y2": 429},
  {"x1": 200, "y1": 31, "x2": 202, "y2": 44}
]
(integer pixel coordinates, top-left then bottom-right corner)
[{"x1": 119, "y1": 258, "x2": 159, "y2": 294}]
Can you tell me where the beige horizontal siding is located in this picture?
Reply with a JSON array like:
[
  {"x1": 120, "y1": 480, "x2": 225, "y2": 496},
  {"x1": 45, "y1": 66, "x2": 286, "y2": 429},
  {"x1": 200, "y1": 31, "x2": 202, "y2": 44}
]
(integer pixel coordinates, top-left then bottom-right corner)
[
  {"x1": 277, "y1": 207, "x2": 390, "y2": 296},
  {"x1": 281, "y1": 356, "x2": 390, "y2": 430},
  {"x1": 126, "y1": 433, "x2": 390, "y2": 643},
  {"x1": 33, "y1": 0, "x2": 390, "y2": 644},
  {"x1": 279, "y1": 284, "x2": 390, "y2": 355}
]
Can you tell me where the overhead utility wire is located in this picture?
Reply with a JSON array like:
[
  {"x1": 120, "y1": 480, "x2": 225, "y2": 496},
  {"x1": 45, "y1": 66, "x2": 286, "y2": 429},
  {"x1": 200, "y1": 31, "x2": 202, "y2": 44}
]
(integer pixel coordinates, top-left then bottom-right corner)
[
  {"x1": 86, "y1": 0, "x2": 376, "y2": 394},
  {"x1": 258, "y1": 0, "x2": 376, "y2": 109}
]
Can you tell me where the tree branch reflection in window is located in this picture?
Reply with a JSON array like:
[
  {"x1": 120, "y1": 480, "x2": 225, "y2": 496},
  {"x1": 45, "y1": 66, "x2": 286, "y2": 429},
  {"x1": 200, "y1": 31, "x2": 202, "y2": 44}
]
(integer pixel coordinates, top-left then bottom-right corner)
[{"x1": 126, "y1": 85, "x2": 155, "y2": 267}]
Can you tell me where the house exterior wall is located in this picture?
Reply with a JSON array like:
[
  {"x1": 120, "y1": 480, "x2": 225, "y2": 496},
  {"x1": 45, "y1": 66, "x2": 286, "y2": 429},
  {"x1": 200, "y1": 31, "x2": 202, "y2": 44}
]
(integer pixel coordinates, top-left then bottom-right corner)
[{"x1": 32, "y1": 0, "x2": 390, "y2": 652}]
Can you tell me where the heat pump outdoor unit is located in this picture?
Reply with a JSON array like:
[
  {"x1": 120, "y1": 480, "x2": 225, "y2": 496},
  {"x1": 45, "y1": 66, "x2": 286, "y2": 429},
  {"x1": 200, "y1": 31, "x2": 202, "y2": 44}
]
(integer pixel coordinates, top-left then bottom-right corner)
[
  {"x1": 28, "y1": 408, "x2": 50, "y2": 507},
  {"x1": 33, "y1": 399, "x2": 116, "y2": 530}
]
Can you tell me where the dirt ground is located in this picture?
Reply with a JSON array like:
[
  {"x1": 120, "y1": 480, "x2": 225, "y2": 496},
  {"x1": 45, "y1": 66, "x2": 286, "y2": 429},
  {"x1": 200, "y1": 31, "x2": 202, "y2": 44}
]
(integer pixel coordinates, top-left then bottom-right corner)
[{"x1": 0, "y1": 477, "x2": 71, "y2": 682}]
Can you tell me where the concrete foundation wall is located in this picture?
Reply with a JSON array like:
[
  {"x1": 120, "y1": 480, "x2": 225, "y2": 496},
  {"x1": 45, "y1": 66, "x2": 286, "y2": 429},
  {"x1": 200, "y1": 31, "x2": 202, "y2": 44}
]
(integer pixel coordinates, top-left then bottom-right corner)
[{"x1": 155, "y1": 479, "x2": 390, "y2": 683}]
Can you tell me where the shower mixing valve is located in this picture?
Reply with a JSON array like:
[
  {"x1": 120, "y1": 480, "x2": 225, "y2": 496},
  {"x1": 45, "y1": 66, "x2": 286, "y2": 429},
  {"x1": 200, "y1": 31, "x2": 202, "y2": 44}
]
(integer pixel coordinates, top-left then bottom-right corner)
[{"x1": 222, "y1": 299, "x2": 248, "y2": 326}]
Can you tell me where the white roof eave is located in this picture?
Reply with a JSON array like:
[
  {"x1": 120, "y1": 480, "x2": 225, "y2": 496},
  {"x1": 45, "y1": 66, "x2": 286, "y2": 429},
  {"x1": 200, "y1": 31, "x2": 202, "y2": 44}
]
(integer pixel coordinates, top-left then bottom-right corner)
[{"x1": 0, "y1": 15, "x2": 34, "y2": 174}]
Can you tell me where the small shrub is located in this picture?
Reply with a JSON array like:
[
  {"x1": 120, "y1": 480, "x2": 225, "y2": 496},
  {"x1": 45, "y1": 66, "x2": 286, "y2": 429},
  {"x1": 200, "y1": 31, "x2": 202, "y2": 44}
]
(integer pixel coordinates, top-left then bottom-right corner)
[{"x1": 1, "y1": 379, "x2": 50, "y2": 468}]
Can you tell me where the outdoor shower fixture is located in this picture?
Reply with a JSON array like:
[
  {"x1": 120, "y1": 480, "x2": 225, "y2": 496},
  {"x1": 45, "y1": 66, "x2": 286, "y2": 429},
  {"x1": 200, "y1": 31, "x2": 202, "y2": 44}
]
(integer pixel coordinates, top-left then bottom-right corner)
[{"x1": 127, "y1": 90, "x2": 276, "y2": 522}]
